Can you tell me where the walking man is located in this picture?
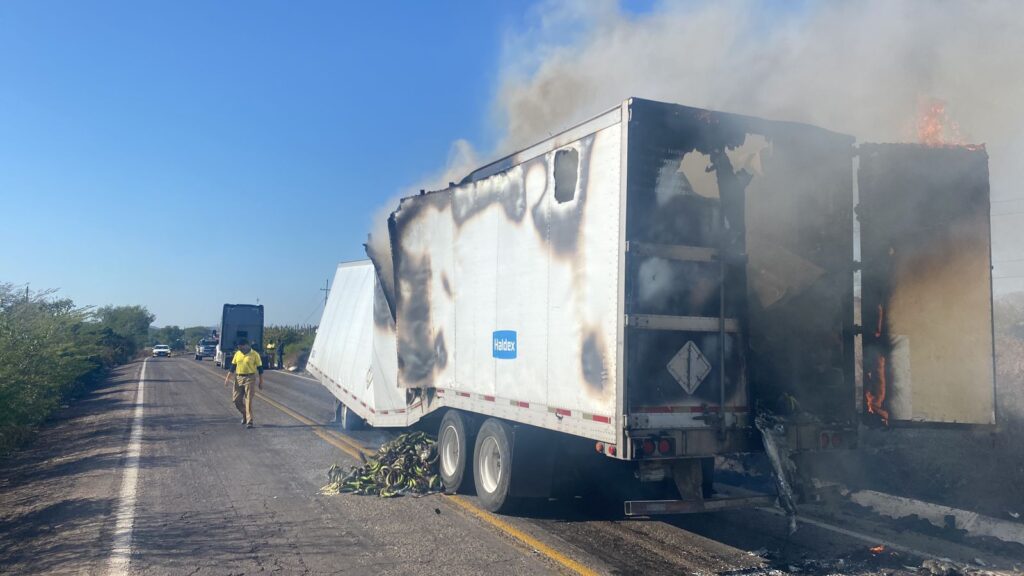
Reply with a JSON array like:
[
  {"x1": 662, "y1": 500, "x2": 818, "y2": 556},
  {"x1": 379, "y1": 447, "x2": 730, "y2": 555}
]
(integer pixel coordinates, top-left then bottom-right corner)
[{"x1": 223, "y1": 338, "x2": 263, "y2": 428}]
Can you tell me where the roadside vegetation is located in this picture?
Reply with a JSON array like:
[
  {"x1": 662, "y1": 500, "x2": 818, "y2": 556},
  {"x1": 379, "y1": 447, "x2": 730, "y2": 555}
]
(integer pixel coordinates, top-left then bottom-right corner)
[
  {"x1": 0, "y1": 284, "x2": 154, "y2": 455},
  {"x1": 265, "y1": 325, "x2": 316, "y2": 370}
]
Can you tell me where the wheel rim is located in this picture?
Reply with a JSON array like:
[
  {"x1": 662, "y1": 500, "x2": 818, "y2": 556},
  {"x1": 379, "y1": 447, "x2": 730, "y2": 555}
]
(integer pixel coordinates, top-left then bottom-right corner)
[
  {"x1": 440, "y1": 424, "x2": 460, "y2": 478},
  {"x1": 478, "y1": 435, "x2": 502, "y2": 494}
]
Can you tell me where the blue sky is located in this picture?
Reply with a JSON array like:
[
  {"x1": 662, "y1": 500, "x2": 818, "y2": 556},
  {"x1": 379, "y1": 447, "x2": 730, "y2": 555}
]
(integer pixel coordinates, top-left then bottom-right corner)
[{"x1": 0, "y1": 1, "x2": 557, "y2": 326}]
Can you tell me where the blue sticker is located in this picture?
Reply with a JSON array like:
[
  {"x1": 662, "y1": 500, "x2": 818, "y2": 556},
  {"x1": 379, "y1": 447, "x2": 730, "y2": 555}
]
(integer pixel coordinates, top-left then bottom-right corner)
[{"x1": 492, "y1": 330, "x2": 517, "y2": 359}]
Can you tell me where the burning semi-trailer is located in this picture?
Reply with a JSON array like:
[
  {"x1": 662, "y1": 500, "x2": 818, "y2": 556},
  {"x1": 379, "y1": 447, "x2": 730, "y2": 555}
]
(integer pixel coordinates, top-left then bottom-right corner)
[{"x1": 307, "y1": 97, "x2": 996, "y2": 515}]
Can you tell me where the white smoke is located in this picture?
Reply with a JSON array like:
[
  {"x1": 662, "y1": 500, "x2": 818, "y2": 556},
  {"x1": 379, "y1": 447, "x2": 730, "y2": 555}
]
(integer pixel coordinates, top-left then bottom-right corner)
[
  {"x1": 366, "y1": 139, "x2": 483, "y2": 295},
  {"x1": 490, "y1": 0, "x2": 1024, "y2": 288},
  {"x1": 381, "y1": 0, "x2": 1023, "y2": 289}
]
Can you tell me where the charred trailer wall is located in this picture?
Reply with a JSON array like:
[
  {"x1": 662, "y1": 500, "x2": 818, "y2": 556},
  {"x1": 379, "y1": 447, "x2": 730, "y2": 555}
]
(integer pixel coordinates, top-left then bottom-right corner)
[
  {"x1": 623, "y1": 99, "x2": 857, "y2": 434},
  {"x1": 379, "y1": 109, "x2": 625, "y2": 444},
  {"x1": 858, "y1": 144, "x2": 995, "y2": 426}
]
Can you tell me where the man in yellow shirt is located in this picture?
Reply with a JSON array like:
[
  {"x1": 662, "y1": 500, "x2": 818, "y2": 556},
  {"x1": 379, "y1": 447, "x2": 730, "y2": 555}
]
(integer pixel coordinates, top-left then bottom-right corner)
[{"x1": 223, "y1": 338, "x2": 263, "y2": 428}]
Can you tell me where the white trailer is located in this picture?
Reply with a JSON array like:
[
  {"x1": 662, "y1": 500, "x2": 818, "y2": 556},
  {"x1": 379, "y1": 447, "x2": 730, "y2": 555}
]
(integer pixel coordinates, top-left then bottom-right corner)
[{"x1": 310, "y1": 98, "x2": 996, "y2": 514}]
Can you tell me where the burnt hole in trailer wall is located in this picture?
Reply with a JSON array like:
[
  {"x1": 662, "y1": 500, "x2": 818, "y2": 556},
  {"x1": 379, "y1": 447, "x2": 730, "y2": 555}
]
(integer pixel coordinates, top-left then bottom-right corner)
[
  {"x1": 554, "y1": 148, "x2": 579, "y2": 203},
  {"x1": 531, "y1": 136, "x2": 594, "y2": 257}
]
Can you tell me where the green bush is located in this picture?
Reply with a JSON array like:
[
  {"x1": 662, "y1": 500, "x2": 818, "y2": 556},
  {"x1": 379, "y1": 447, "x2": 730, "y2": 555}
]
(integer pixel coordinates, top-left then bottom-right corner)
[
  {"x1": 265, "y1": 325, "x2": 317, "y2": 370},
  {"x1": 0, "y1": 284, "x2": 152, "y2": 455}
]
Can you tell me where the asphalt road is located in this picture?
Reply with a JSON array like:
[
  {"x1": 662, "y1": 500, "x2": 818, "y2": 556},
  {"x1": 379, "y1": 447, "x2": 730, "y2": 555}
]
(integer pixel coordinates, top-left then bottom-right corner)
[{"x1": 1, "y1": 357, "x2": 1021, "y2": 575}]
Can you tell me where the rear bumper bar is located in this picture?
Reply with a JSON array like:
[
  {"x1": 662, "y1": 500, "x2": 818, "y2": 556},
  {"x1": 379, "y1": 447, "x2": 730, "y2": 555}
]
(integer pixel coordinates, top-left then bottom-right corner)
[{"x1": 624, "y1": 493, "x2": 775, "y2": 516}]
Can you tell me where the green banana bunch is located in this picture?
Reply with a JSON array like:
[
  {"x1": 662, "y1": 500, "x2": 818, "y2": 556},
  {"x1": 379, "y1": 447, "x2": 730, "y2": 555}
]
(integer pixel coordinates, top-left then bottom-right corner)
[{"x1": 321, "y1": 431, "x2": 440, "y2": 498}]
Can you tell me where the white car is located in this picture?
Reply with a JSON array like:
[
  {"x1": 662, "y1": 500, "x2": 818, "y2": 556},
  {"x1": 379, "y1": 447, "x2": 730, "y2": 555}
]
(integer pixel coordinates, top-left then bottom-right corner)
[{"x1": 152, "y1": 344, "x2": 171, "y2": 357}]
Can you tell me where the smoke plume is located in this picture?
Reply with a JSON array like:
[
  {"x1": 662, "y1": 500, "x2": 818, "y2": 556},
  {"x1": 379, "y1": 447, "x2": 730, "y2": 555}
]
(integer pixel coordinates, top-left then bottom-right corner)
[{"x1": 491, "y1": 0, "x2": 1023, "y2": 280}]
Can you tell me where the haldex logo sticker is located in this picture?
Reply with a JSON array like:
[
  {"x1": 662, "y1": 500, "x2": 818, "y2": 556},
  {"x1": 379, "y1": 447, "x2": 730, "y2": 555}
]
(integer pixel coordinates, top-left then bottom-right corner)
[{"x1": 492, "y1": 330, "x2": 517, "y2": 359}]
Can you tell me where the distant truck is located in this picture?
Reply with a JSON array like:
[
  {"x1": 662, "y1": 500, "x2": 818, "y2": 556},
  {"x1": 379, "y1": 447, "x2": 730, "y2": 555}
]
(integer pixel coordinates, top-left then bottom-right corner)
[
  {"x1": 194, "y1": 336, "x2": 218, "y2": 361},
  {"x1": 309, "y1": 98, "x2": 996, "y2": 515},
  {"x1": 215, "y1": 304, "x2": 264, "y2": 369}
]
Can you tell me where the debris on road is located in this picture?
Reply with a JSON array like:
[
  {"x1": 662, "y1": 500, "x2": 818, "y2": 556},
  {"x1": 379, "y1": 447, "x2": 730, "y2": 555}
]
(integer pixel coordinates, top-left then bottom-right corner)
[
  {"x1": 755, "y1": 412, "x2": 800, "y2": 534},
  {"x1": 321, "y1": 431, "x2": 440, "y2": 498}
]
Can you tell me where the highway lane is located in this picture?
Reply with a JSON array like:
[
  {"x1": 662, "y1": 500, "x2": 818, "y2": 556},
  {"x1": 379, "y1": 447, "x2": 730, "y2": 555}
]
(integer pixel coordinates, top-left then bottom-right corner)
[
  {"x1": 2, "y1": 357, "x2": 1022, "y2": 575},
  {"x1": 0, "y1": 358, "x2": 556, "y2": 575}
]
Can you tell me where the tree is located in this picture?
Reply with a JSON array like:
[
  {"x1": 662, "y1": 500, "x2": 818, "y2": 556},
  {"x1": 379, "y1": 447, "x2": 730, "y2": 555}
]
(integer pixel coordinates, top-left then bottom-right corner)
[
  {"x1": 149, "y1": 325, "x2": 185, "y2": 350},
  {"x1": 95, "y1": 305, "x2": 154, "y2": 353},
  {"x1": 183, "y1": 325, "x2": 214, "y2": 346}
]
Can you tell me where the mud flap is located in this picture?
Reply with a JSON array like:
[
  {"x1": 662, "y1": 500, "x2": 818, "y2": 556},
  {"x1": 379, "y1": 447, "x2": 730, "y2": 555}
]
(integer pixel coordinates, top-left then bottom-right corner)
[{"x1": 509, "y1": 425, "x2": 556, "y2": 498}]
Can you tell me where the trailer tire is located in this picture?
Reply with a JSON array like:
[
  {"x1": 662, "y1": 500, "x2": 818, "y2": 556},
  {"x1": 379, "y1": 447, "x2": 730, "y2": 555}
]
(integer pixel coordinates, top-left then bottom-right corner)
[
  {"x1": 338, "y1": 402, "x2": 363, "y2": 431},
  {"x1": 473, "y1": 418, "x2": 516, "y2": 513},
  {"x1": 438, "y1": 410, "x2": 472, "y2": 494}
]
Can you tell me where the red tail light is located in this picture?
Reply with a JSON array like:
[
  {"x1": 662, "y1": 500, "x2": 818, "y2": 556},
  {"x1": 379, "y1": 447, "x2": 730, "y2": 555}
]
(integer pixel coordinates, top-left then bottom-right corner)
[
  {"x1": 608, "y1": 445, "x2": 617, "y2": 456},
  {"x1": 595, "y1": 442, "x2": 604, "y2": 453},
  {"x1": 819, "y1": 433, "x2": 830, "y2": 449},
  {"x1": 642, "y1": 439, "x2": 655, "y2": 455},
  {"x1": 657, "y1": 438, "x2": 672, "y2": 455}
]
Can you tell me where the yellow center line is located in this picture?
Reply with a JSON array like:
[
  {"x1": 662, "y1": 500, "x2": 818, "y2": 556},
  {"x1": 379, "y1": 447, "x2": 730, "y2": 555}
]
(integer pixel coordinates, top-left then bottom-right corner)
[
  {"x1": 185, "y1": 359, "x2": 600, "y2": 576},
  {"x1": 188, "y1": 360, "x2": 373, "y2": 460},
  {"x1": 445, "y1": 495, "x2": 601, "y2": 576},
  {"x1": 255, "y1": 392, "x2": 374, "y2": 459}
]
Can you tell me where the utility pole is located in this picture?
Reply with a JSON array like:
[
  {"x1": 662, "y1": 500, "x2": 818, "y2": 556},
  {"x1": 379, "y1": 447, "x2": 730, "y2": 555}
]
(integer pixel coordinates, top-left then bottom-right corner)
[{"x1": 320, "y1": 278, "x2": 330, "y2": 306}]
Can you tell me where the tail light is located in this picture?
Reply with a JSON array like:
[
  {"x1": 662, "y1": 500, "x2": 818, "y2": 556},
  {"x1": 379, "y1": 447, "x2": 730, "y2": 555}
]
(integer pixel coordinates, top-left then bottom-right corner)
[
  {"x1": 657, "y1": 438, "x2": 673, "y2": 455},
  {"x1": 642, "y1": 439, "x2": 655, "y2": 455},
  {"x1": 595, "y1": 442, "x2": 605, "y2": 453},
  {"x1": 819, "y1": 433, "x2": 830, "y2": 449},
  {"x1": 608, "y1": 445, "x2": 617, "y2": 456}
]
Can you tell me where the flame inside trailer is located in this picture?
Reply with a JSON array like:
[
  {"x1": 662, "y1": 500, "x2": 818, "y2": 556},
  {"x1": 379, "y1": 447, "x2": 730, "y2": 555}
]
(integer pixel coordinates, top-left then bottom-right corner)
[{"x1": 917, "y1": 99, "x2": 962, "y2": 148}]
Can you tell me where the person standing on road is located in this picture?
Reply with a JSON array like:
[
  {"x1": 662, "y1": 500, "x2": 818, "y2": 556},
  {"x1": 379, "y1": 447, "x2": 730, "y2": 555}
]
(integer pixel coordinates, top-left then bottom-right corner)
[{"x1": 223, "y1": 338, "x2": 263, "y2": 428}]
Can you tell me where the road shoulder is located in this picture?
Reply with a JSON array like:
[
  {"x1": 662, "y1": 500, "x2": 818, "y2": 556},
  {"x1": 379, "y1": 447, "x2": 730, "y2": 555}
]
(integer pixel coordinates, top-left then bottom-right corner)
[{"x1": 0, "y1": 361, "x2": 142, "y2": 574}]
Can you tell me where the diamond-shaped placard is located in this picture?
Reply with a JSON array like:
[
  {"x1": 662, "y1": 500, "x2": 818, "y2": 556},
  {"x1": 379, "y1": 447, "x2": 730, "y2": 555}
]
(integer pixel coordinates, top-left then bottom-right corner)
[{"x1": 666, "y1": 341, "x2": 711, "y2": 395}]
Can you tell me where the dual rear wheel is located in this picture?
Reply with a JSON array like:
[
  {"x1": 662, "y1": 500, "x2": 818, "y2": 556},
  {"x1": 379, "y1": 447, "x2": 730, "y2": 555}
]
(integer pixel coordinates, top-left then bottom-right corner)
[{"x1": 437, "y1": 410, "x2": 515, "y2": 512}]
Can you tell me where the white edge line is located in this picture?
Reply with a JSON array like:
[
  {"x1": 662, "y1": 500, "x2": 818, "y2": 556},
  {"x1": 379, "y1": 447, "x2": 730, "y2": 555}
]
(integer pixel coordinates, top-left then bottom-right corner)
[
  {"x1": 271, "y1": 370, "x2": 318, "y2": 382},
  {"x1": 107, "y1": 358, "x2": 147, "y2": 575}
]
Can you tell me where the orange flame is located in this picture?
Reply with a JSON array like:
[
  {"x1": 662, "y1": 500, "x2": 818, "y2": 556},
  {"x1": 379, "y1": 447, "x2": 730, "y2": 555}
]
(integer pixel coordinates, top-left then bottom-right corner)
[
  {"x1": 917, "y1": 99, "x2": 962, "y2": 147},
  {"x1": 865, "y1": 355, "x2": 890, "y2": 425},
  {"x1": 870, "y1": 545, "x2": 885, "y2": 554}
]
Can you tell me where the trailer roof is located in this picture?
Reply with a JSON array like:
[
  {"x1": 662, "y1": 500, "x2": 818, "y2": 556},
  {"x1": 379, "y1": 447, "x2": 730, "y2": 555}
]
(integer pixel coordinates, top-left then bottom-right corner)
[{"x1": 461, "y1": 97, "x2": 854, "y2": 185}]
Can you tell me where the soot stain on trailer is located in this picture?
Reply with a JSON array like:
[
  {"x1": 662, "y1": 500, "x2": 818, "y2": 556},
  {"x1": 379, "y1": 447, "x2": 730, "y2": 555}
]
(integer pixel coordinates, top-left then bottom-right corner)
[
  {"x1": 393, "y1": 251, "x2": 439, "y2": 386},
  {"x1": 372, "y1": 274, "x2": 397, "y2": 333},
  {"x1": 441, "y1": 272, "x2": 452, "y2": 298},
  {"x1": 530, "y1": 135, "x2": 595, "y2": 258},
  {"x1": 451, "y1": 169, "x2": 527, "y2": 226},
  {"x1": 580, "y1": 328, "x2": 609, "y2": 394},
  {"x1": 386, "y1": 130, "x2": 602, "y2": 390}
]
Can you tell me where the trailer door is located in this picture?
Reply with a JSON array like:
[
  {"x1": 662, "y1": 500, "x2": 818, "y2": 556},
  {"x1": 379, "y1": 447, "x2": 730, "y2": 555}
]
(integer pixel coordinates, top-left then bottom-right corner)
[{"x1": 857, "y1": 143, "x2": 995, "y2": 425}]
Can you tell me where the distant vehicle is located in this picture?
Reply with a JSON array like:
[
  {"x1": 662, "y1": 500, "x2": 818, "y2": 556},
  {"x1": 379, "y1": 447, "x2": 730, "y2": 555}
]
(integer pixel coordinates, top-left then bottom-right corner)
[
  {"x1": 152, "y1": 344, "x2": 171, "y2": 357},
  {"x1": 214, "y1": 304, "x2": 264, "y2": 369},
  {"x1": 194, "y1": 337, "x2": 218, "y2": 360},
  {"x1": 310, "y1": 98, "x2": 996, "y2": 516}
]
